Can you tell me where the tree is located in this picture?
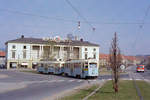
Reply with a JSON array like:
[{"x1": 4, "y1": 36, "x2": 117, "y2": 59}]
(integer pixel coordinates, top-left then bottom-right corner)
[
  {"x1": 42, "y1": 40, "x2": 56, "y2": 61},
  {"x1": 109, "y1": 32, "x2": 122, "y2": 92}
]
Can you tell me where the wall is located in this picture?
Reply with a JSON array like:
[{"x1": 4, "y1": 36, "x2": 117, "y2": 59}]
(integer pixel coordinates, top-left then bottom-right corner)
[{"x1": 6, "y1": 43, "x2": 100, "y2": 69}]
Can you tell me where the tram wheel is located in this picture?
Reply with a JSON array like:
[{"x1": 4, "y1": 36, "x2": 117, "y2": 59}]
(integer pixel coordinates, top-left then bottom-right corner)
[
  {"x1": 76, "y1": 75, "x2": 81, "y2": 79},
  {"x1": 65, "y1": 73, "x2": 68, "y2": 76}
]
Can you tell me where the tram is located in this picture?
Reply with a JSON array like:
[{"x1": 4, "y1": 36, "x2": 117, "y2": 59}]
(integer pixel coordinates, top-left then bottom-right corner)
[
  {"x1": 37, "y1": 59, "x2": 99, "y2": 79},
  {"x1": 37, "y1": 61, "x2": 65, "y2": 75},
  {"x1": 64, "y1": 59, "x2": 99, "y2": 78}
]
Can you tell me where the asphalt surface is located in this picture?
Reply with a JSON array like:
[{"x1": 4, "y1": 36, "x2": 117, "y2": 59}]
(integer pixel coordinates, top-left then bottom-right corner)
[
  {"x1": 0, "y1": 67, "x2": 149, "y2": 100},
  {"x1": 0, "y1": 80, "x2": 83, "y2": 100},
  {"x1": 126, "y1": 65, "x2": 150, "y2": 80},
  {"x1": 0, "y1": 70, "x2": 92, "y2": 100}
]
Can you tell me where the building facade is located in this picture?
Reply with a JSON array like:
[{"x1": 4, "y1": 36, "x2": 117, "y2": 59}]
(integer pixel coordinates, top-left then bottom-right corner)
[
  {"x1": 6, "y1": 36, "x2": 99, "y2": 69},
  {"x1": 122, "y1": 55, "x2": 141, "y2": 66},
  {"x1": 99, "y1": 54, "x2": 109, "y2": 67},
  {"x1": 0, "y1": 50, "x2": 5, "y2": 66},
  {"x1": 99, "y1": 53, "x2": 141, "y2": 68}
]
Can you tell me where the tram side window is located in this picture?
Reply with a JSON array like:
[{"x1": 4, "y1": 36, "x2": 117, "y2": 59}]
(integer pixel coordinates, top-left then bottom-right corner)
[
  {"x1": 80, "y1": 63, "x2": 83, "y2": 68},
  {"x1": 38, "y1": 64, "x2": 41, "y2": 67},
  {"x1": 41, "y1": 64, "x2": 44, "y2": 67},
  {"x1": 64, "y1": 63, "x2": 66, "y2": 67},
  {"x1": 74, "y1": 63, "x2": 78, "y2": 68},
  {"x1": 62, "y1": 64, "x2": 65, "y2": 68},
  {"x1": 70, "y1": 63, "x2": 73, "y2": 68},
  {"x1": 67, "y1": 63, "x2": 69, "y2": 68}
]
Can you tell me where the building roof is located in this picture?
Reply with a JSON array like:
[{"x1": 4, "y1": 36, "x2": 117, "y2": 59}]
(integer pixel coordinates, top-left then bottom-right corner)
[
  {"x1": 99, "y1": 53, "x2": 140, "y2": 62},
  {"x1": 0, "y1": 51, "x2": 5, "y2": 57},
  {"x1": 5, "y1": 37, "x2": 99, "y2": 47},
  {"x1": 122, "y1": 55, "x2": 140, "y2": 61},
  {"x1": 99, "y1": 54, "x2": 109, "y2": 60}
]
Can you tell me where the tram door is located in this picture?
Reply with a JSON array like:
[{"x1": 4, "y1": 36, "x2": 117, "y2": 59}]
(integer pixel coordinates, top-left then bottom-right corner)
[
  {"x1": 71, "y1": 63, "x2": 74, "y2": 75},
  {"x1": 82, "y1": 62, "x2": 85, "y2": 73}
]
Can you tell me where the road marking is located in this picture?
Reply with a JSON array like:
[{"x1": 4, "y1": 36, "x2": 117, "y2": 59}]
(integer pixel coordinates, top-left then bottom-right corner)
[
  {"x1": 57, "y1": 80, "x2": 65, "y2": 82},
  {"x1": 135, "y1": 79, "x2": 141, "y2": 80},
  {"x1": 69, "y1": 80, "x2": 75, "y2": 82},
  {"x1": 77, "y1": 80, "x2": 83, "y2": 82},
  {"x1": 107, "y1": 79, "x2": 112, "y2": 80}
]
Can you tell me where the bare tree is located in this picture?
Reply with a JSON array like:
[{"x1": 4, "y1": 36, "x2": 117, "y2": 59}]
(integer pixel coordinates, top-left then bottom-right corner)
[
  {"x1": 109, "y1": 32, "x2": 122, "y2": 92},
  {"x1": 42, "y1": 40, "x2": 56, "y2": 61}
]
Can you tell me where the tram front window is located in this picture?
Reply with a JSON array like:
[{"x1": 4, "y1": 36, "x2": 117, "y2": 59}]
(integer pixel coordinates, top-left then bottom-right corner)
[{"x1": 89, "y1": 63, "x2": 97, "y2": 68}]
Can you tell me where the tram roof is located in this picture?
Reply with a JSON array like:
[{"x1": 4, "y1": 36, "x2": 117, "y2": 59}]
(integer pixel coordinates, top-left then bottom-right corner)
[
  {"x1": 65, "y1": 59, "x2": 98, "y2": 63},
  {"x1": 37, "y1": 59, "x2": 97, "y2": 64},
  {"x1": 37, "y1": 60, "x2": 86, "y2": 63}
]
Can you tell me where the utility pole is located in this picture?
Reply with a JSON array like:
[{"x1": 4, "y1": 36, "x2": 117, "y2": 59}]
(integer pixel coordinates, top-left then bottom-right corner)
[{"x1": 18, "y1": 54, "x2": 20, "y2": 69}]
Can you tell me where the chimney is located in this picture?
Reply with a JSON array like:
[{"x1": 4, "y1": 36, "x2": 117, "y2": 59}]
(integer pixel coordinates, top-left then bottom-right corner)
[
  {"x1": 21, "y1": 35, "x2": 24, "y2": 39},
  {"x1": 80, "y1": 38, "x2": 83, "y2": 42},
  {"x1": 74, "y1": 36, "x2": 79, "y2": 40}
]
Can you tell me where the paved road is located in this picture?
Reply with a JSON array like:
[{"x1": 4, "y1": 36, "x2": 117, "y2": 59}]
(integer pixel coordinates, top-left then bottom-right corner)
[
  {"x1": 0, "y1": 68, "x2": 143, "y2": 100},
  {"x1": 126, "y1": 65, "x2": 150, "y2": 81},
  {"x1": 0, "y1": 80, "x2": 84, "y2": 100},
  {"x1": 0, "y1": 70, "x2": 97, "y2": 100}
]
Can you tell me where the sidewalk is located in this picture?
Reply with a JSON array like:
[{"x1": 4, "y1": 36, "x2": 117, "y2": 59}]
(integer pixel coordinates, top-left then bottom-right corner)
[
  {"x1": 44, "y1": 79, "x2": 106, "y2": 100},
  {"x1": 0, "y1": 74, "x2": 8, "y2": 79},
  {"x1": 0, "y1": 73, "x2": 27, "y2": 94},
  {"x1": 0, "y1": 82, "x2": 27, "y2": 94}
]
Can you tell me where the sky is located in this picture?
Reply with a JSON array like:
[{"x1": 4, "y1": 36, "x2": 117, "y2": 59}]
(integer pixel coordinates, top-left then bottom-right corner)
[{"x1": 0, "y1": 0, "x2": 150, "y2": 55}]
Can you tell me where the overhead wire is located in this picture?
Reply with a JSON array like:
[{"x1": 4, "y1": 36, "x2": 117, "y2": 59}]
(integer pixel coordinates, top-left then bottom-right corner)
[
  {"x1": 65, "y1": 0, "x2": 95, "y2": 31},
  {"x1": 0, "y1": 8, "x2": 150, "y2": 25},
  {"x1": 0, "y1": 8, "x2": 77, "y2": 22},
  {"x1": 131, "y1": 5, "x2": 150, "y2": 55}
]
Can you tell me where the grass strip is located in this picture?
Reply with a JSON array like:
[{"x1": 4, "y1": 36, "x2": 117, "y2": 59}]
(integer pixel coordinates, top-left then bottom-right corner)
[
  {"x1": 136, "y1": 81, "x2": 150, "y2": 100},
  {"x1": 60, "y1": 85, "x2": 98, "y2": 100},
  {"x1": 60, "y1": 80, "x2": 150, "y2": 100},
  {"x1": 89, "y1": 80, "x2": 140, "y2": 100}
]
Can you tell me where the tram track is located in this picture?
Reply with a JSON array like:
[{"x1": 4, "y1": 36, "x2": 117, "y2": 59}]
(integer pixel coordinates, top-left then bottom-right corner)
[
  {"x1": 126, "y1": 66, "x2": 150, "y2": 100},
  {"x1": 130, "y1": 72, "x2": 144, "y2": 100}
]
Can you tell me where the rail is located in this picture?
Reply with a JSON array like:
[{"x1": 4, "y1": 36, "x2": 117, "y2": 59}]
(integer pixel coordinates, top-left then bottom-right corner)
[{"x1": 131, "y1": 72, "x2": 144, "y2": 100}]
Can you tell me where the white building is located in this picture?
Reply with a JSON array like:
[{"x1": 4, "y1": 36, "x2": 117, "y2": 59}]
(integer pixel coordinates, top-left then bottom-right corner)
[{"x1": 5, "y1": 36, "x2": 99, "y2": 69}]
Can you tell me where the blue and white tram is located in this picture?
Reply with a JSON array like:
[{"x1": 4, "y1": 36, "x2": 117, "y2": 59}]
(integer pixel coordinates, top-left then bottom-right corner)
[
  {"x1": 37, "y1": 61, "x2": 65, "y2": 75},
  {"x1": 64, "y1": 59, "x2": 99, "y2": 78}
]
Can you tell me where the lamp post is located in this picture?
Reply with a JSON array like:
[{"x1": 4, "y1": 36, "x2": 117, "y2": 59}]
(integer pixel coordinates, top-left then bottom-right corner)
[{"x1": 17, "y1": 54, "x2": 20, "y2": 69}]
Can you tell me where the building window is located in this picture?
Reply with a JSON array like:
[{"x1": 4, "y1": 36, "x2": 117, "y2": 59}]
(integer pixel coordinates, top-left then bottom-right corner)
[
  {"x1": 12, "y1": 45, "x2": 16, "y2": 49},
  {"x1": 23, "y1": 51, "x2": 26, "y2": 59},
  {"x1": 23, "y1": 46, "x2": 26, "y2": 49},
  {"x1": 93, "y1": 53, "x2": 96, "y2": 59},
  {"x1": 85, "y1": 53, "x2": 88, "y2": 59},
  {"x1": 12, "y1": 51, "x2": 16, "y2": 58},
  {"x1": 93, "y1": 48, "x2": 96, "y2": 51},
  {"x1": 85, "y1": 48, "x2": 87, "y2": 51}
]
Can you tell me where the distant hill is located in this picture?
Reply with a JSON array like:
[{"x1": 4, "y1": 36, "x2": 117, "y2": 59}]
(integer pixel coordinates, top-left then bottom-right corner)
[
  {"x1": 136, "y1": 55, "x2": 150, "y2": 60},
  {"x1": 136, "y1": 55, "x2": 150, "y2": 57}
]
